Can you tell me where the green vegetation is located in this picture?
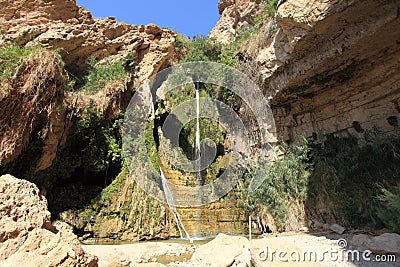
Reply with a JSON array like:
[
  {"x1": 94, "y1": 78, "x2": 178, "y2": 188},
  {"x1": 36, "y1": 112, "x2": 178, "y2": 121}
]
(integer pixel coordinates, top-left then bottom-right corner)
[
  {"x1": 24, "y1": 100, "x2": 124, "y2": 192},
  {"x1": 77, "y1": 99, "x2": 123, "y2": 174},
  {"x1": 307, "y1": 132, "x2": 400, "y2": 228},
  {"x1": 99, "y1": 164, "x2": 127, "y2": 205},
  {"x1": 241, "y1": 131, "x2": 400, "y2": 232},
  {"x1": 0, "y1": 44, "x2": 46, "y2": 80},
  {"x1": 81, "y1": 56, "x2": 131, "y2": 94},
  {"x1": 144, "y1": 121, "x2": 160, "y2": 170},
  {"x1": 266, "y1": 0, "x2": 280, "y2": 16},
  {"x1": 164, "y1": 83, "x2": 195, "y2": 110},
  {"x1": 180, "y1": 36, "x2": 222, "y2": 63},
  {"x1": 245, "y1": 142, "x2": 310, "y2": 230},
  {"x1": 180, "y1": 117, "x2": 226, "y2": 160},
  {"x1": 174, "y1": 34, "x2": 186, "y2": 54},
  {"x1": 376, "y1": 185, "x2": 400, "y2": 233}
]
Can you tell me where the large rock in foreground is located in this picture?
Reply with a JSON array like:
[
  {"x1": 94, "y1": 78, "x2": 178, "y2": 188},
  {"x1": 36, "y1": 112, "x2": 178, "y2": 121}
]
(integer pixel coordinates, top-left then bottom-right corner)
[
  {"x1": 364, "y1": 233, "x2": 400, "y2": 256},
  {"x1": 190, "y1": 233, "x2": 251, "y2": 266},
  {"x1": 0, "y1": 174, "x2": 98, "y2": 267}
]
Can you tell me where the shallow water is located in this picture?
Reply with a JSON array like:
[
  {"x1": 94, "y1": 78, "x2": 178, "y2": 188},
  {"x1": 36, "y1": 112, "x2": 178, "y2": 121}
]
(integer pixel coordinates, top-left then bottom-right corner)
[{"x1": 81, "y1": 236, "x2": 213, "y2": 246}]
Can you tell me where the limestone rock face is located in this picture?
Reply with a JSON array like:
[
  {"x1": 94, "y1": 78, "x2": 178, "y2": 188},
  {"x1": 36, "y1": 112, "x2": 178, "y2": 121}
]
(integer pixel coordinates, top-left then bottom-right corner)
[
  {"x1": 209, "y1": 0, "x2": 262, "y2": 43},
  {"x1": 0, "y1": 174, "x2": 98, "y2": 266},
  {"x1": 0, "y1": 0, "x2": 175, "y2": 169},
  {"x1": 0, "y1": 0, "x2": 176, "y2": 83},
  {"x1": 267, "y1": 0, "x2": 400, "y2": 141},
  {"x1": 211, "y1": 0, "x2": 400, "y2": 142}
]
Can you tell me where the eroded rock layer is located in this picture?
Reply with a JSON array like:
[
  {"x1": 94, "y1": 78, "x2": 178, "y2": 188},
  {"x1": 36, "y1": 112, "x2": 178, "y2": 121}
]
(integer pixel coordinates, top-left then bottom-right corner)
[
  {"x1": 0, "y1": 0, "x2": 175, "y2": 83},
  {"x1": 209, "y1": 0, "x2": 262, "y2": 43},
  {"x1": 0, "y1": 174, "x2": 98, "y2": 266},
  {"x1": 211, "y1": 0, "x2": 400, "y2": 141},
  {"x1": 264, "y1": 0, "x2": 400, "y2": 141}
]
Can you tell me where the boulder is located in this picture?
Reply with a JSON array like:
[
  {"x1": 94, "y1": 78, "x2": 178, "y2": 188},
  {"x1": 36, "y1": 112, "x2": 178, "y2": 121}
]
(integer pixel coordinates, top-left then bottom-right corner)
[
  {"x1": 0, "y1": 174, "x2": 98, "y2": 266},
  {"x1": 329, "y1": 224, "x2": 345, "y2": 234},
  {"x1": 349, "y1": 234, "x2": 370, "y2": 249},
  {"x1": 190, "y1": 233, "x2": 250, "y2": 266},
  {"x1": 365, "y1": 233, "x2": 400, "y2": 256}
]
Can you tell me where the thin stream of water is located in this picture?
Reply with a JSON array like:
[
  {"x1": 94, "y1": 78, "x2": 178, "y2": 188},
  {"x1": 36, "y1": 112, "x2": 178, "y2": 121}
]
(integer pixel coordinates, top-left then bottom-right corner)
[
  {"x1": 159, "y1": 83, "x2": 202, "y2": 240},
  {"x1": 160, "y1": 168, "x2": 190, "y2": 239}
]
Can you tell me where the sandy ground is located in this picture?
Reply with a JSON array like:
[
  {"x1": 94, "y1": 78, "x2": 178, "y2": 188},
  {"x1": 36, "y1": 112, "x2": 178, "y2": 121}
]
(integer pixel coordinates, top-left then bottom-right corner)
[
  {"x1": 82, "y1": 233, "x2": 400, "y2": 267},
  {"x1": 82, "y1": 241, "x2": 197, "y2": 266}
]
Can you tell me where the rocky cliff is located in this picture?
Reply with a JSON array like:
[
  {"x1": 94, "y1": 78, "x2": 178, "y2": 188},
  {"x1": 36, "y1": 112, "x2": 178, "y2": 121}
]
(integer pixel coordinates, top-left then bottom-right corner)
[
  {"x1": 1, "y1": 0, "x2": 399, "y2": 244},
  {"x1": 0, "y1": 0, "x2": 249, "y2": 242},
  {"x1": 268, "y1": 0, "x2": 400, "y2": 142},
  {"x1": 209, "y1": 0, "x2": 400, "y2": 231},
  {"x1": 0, "y1": 0, "x2": 175, "y2": 82},
  {"x1": 209, "y1": 0, "x2": 262, "y2": 43},
  {"x1": 213, "y1": 0, "x2": 400, "y2": 142},
  {"x1": 0, "y1": 0, "x2": 180, "y2": 241},
  {"x1": 0, "y1": 0, "x2": 176, "y2": 167}
]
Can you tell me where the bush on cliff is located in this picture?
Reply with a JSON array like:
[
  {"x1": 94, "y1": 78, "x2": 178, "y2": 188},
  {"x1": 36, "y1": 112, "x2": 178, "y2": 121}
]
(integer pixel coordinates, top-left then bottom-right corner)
[
  {"x1": 81, "y1": 57, "x2": 130, "y2": 94},
  {"x1": 245, "y1": 141, "x2": 310, "y2": 231},
  {"x1": 376, "y1": 185, "x2": 400, "y2": 233},
  {"x1": 0, "y1": 45, "x2": 65, "y2": 166}
]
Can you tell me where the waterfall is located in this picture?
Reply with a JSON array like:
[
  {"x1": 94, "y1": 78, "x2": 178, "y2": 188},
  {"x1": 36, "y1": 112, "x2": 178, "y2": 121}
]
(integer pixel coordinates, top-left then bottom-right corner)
[
  {"x1": 193, "y1": 82, "x2": 203, "y2": 239},
  {"x1": 160, "y1": 168, "x2": 190, "y2": 239},
  {"x1": 195, "y1": 82, "x2": 201, "y2": 178}
]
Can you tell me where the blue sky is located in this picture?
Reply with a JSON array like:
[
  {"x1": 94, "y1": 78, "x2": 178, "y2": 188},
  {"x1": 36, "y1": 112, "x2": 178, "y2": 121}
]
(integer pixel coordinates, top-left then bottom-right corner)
[{"x1": 76, "y1": 0, "x2": 220, "y2": 37}]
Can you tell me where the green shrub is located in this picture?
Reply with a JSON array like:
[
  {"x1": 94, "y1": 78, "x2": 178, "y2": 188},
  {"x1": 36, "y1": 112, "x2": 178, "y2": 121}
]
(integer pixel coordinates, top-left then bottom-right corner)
[
  {"x1": 307, "y1": 132, "x2": 400, "y2": 227},
  {"x1": 266, "y1": 0, "x2": 280, "y2": 16},
  {"x1": 174, "y1": 34, "x2": 186, "y2": 53},
  {"x1": 246, "y1": 142, "x2": 310, "y2": 230},
  {"x1": 144, "y1": 121, "x2": 160, "y2": 170},
  {"x1": 99, "y1": 165, "x2": 127, "y2": 205},
  {"x1": 180, "y1": 35, "x2": 222, "y2": 62},
  {"x1": 376, "y1": 185, "x2": 400, "y2": 233},
  {"x1": 0, "y1": 44, "x2": 45, "y2": 80},
  {"x1": 82, "y1": 57, "x2": 129, "y2": 94},
  {"x1": 77, "y1": 100, "x2": 123, "y2": 174}
]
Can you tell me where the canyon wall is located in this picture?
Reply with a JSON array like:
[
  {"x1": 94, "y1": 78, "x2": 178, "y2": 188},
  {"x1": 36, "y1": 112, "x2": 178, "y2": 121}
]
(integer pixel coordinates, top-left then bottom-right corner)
[
  {"x1": 213, "y1": 0, "x2": 400, "y2": 142},
  {"x1": 1, "y1": 0, "x2": 399, "y2": 242},
  {"x1": 0, "y1": 0, "x2": 176, "y2": 167},
  {"x1": 269, "y1": 0, "x2": 400, "y2": 142},
  {"x1": 0, "y1": 0, "x2": 175, "y2": 81},
  {"x1": 209, "y1": 0, "x2": 263, "y2": 43},
  {"x1": 0, "y1": 0, "x2": 179, "y2": 241}
]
